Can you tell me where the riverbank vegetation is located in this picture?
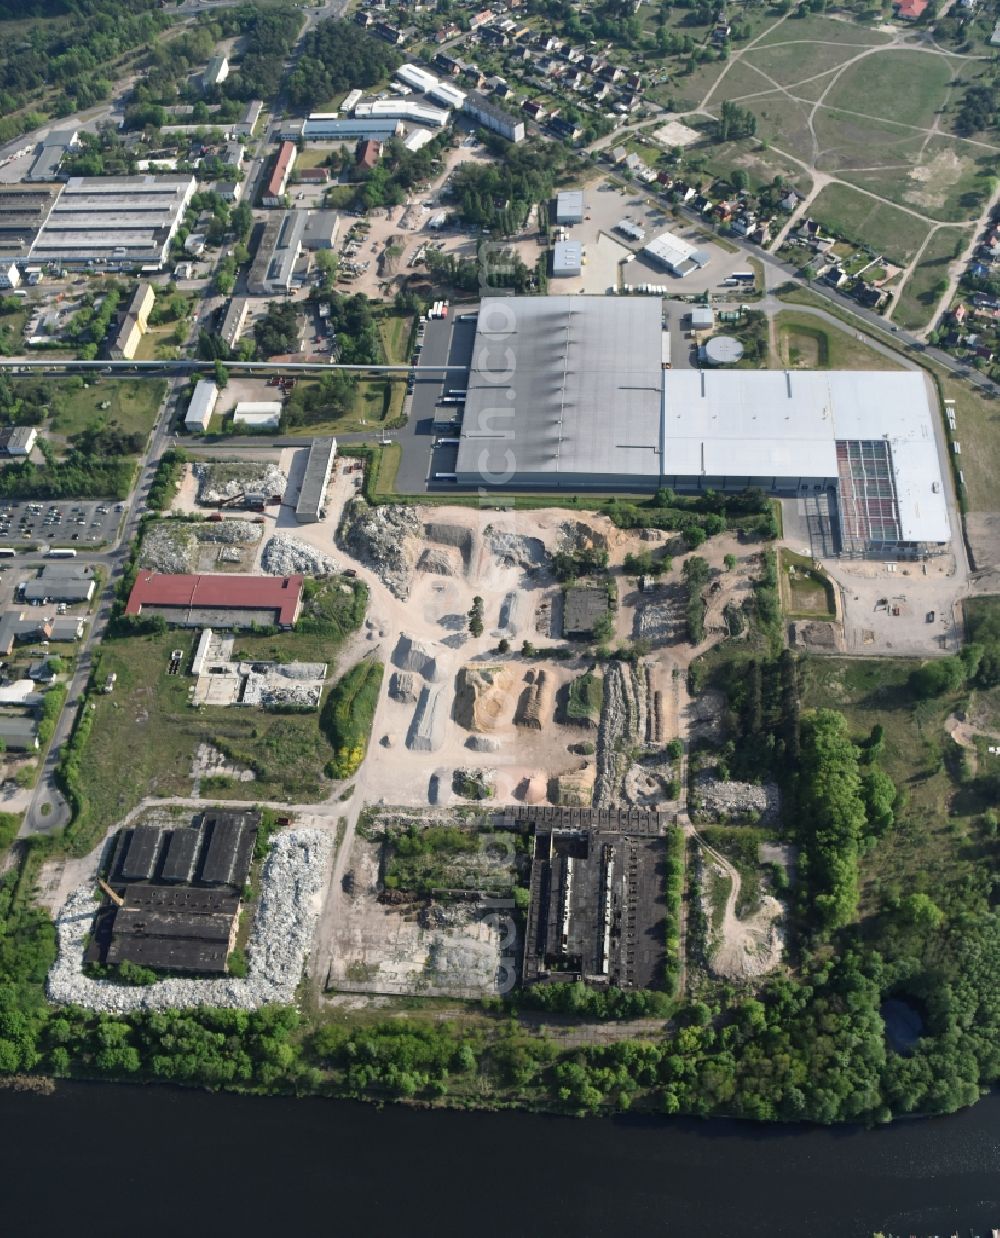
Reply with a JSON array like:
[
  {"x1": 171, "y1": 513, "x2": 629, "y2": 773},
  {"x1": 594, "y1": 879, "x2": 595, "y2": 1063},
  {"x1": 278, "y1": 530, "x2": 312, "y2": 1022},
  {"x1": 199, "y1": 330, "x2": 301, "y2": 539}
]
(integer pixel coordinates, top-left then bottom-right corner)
[{"x1": 5, "y1": 589, "x2": 1000, "y2": 1122}]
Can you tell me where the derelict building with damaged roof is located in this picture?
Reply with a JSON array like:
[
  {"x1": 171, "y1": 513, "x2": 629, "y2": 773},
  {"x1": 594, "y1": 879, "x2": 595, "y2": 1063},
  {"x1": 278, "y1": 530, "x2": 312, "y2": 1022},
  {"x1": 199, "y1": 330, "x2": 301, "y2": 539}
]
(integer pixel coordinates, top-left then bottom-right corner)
[
  {"x1": 88, "y1": 809, "x2": 260, "y2": 976},
  {"x1": 454, "y1": 296, "x2": 951, "y2": 557}
]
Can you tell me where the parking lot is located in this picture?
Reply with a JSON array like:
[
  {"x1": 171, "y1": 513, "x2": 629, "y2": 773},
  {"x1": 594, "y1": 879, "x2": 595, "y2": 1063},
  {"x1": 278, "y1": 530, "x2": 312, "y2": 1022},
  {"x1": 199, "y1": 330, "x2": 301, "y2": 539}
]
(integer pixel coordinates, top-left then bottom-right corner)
[{"x1": 0, "y1": 500, "x2": 122, "y2": 548}]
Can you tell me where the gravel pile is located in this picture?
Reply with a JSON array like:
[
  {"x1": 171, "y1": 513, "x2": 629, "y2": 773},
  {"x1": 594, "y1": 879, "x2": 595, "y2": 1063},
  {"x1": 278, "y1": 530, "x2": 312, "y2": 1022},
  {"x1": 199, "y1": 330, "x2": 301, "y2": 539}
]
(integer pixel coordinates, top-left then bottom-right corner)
[
  {"x1": 489, "y1": 531, "x2": 545, "y2": 569},
  {"x1": 262, "y1": 535, "x2": 338, "y2": 577},
  {"x1": 337, "y1": 498, "x2": 419, "y2": 598},
  {"x1": 195, "y1": 462, "x2": 287, "y2": 505},
  {"x1": 47, "y1": 830, "x2": 333, "y2": 1013}
]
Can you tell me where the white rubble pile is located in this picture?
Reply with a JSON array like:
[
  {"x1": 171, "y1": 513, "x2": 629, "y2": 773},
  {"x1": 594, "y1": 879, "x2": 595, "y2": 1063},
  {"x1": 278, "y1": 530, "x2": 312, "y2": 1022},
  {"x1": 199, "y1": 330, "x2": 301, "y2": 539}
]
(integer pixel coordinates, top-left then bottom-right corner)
[
  {"x1": 195, "y1": 461, "x2": 287, "y2": 505},
  {"x1": 336, "y1": 500, "x2": 418, "y2": 601},
  {"x1": 198, "y1": 519, "x2": 263, "y2": 545},
  {"x1": 693, "y1": 776, "x2": 781, "y2": 824},
  {"x1": 46, "y1": 830, "x2": 332, "y2": 1013},
  {"x1": 337, "y1": 499, "x2": 419, "y2": 598},
  {"x1": 262, "y1": 535, "x2": 338, "y2": 577},
  {"x1": 141, "y1": 520, "x2": 263, "y2": 574},
  {"x1": 139, "y1": 522, "x2": 197, "y2": 573},
  {"x1": 489, "y1": 530, "x2": 546, "y2": 569}
]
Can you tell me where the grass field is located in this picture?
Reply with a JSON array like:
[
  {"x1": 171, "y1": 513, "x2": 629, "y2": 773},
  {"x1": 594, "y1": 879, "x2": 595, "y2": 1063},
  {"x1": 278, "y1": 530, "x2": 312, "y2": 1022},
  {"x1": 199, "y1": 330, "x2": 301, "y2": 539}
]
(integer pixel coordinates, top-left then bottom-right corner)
[
  {"x1": 832, "y1": 131, "x2": 994, "y2": 223},
  {"x1": 283, "y1": 377, "x2": 391, "y2": 436},
  {"x1": 134, "y1": 325, "x2": 181, "y2": 362},
  {"x1": 780, "y1": 549, "x2": 835, "y2": 618},
  {"x1": 937, "y1": 373, "x2": 1000, "y2": 514},
  {"x1": 378, "y1": 313, "x2": 412, "y2": 365},
  {"x1": 893, "y1": 228, "x2": 969, "y2": 331},
  {"x1": 679, "y1": 137, "x2": 812, "y2": 196},
  {"x1": 801, "y1": 657, "x2": 992, "y2": 915},
  {"x1": 70, "y1": 583, "x2": 366, "y2": 837},
  {"x1": 744, "y1": 37, "x2": 874, "y2": 93},
  {"x1": 754, "y1": 13, "x2": 892, "y2": 49},
  {"x1": 48, "y1": 379, "x2": 166, "y2": 441},
  {"x1": 294, "y1": 147, "x2": 332, "y2": 172},
  {"x1": 773, "y1": 309, "x2": 904, "y2": 371},
  {"x1": 807, "y1": 183, "x2": 931, "y2": 264},
  {"x1": 0, "y1": 305, "x2": 28, "y2": 354},
  {"x1": 697, "y1": 25, "x2": 993, "y2": 229},
  {"x1": 825, "y1": 50, "x2": 950, "y2": 131}
]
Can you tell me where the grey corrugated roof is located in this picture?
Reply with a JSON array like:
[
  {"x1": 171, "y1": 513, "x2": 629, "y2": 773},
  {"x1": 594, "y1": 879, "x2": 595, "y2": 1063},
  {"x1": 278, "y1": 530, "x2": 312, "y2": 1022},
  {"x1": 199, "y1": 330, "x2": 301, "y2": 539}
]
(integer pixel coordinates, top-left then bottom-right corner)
[
  {"x1": 457, "y1": 296, "x2": 664, "y2": 485},
  {"x1": 296, "y1": 437, "x2": 336, "y2": 520}
]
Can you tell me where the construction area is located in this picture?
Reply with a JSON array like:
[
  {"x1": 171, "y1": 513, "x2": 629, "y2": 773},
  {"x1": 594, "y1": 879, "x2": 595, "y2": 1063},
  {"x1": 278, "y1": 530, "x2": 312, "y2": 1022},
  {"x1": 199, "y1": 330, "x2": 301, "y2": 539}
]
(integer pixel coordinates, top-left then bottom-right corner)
[
  {"x1": 189, "y1": 627, "x2": 327, "y2": 709},
  {"x1": 326, "y1": 809, "x2": 521, "y2": 999}
]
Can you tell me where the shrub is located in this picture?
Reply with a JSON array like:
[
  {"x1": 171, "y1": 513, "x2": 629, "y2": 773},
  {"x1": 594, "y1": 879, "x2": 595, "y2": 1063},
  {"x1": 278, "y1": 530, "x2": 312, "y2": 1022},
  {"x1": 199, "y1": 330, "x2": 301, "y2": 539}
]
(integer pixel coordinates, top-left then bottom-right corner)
[{"x1": 321, "y1": 659, "x2": 384, "y2": 779}]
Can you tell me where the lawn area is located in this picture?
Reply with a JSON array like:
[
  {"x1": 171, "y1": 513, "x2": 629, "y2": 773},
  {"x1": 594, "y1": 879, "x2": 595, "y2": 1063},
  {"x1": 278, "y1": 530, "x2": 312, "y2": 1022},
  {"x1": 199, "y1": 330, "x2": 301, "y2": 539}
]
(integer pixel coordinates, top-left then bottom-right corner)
[
  {"x1": 813, "y1": 108, "x2": 928, "y2": 179},
  {"x1": 824, "y1": 49, "x2": 951, "y2": 131},
  {"x1": 893, "y1": 228, "x2": 969, "y2": 331},
  {"x1": 938, "y1": 371, "x2": 1000, "y2": 514},
  {"x1": 669, "y1": 60, "x2": 731, "y2": 112},
  {"x1": 294, "y1": 146, "x2": 332, "y2": 172},
  {"x1": 754, "y1": 13, "x2": 891, "y2": 48},
  {"x1": 807, "y1": 183, "x2": 931, "y2": 265},
  {"x1": 0, "y1": 304, "x2": 28, "y2": 354},
  {"x1": 800, "y1": 656, "x2": 992, "y2": 916},
  {"x1": 282, "y1": 377, "x2": 391, "y2": 436},
  {"x1": 686, "y1": 138, "x2": 813, "y2": 196},
  {"x1": 779, "y1": 548, "x2": 835, "y2": 618},
  {"x1": 833, "y1": 131, "x2": 993, "y2": 223},
  {"x1": 378, "y1": 313, "x2": 413, "y2": 365},
  {"x1": 67, "y1": 580, "x2": 368, "y2": 845},
  {"x1": 773, "y1": 309, "x2": 904, "y2": 370},
  {"x1": 134, "y1": 325, "x2": 181, "y2": 361},
  {"x1": 47, "y1": 378, "x2": 166, "y2": 440},
  {"x1": 743, "y1": 32, "x2": 882, "y2": 92}
]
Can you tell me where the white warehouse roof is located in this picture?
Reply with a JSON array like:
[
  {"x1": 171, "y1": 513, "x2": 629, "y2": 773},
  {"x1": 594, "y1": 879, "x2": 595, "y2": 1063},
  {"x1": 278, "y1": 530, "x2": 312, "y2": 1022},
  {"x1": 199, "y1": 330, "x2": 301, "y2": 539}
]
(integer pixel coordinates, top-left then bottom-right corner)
[
  {"x1": 355, "y1": 99, "x2": 450, "y2": 127},
  {"x1": 663, "y1": 369, "x2": 951, "y2": 544},
  {"x1": 186, "y1": 380, "x2": 219, "y2": 432},
  {"x1": 643, "y1": 229, "x2": 709, "y2": 275},
  {"x1": 454, "y1": 297, "x2": 950, "y2": 548}
]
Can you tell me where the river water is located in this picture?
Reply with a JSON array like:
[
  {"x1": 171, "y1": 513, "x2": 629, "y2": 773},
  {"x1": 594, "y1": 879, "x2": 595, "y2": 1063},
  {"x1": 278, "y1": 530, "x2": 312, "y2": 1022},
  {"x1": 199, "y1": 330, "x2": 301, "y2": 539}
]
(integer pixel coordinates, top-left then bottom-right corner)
[{"x1": 3, "y1": 1082, "x2": 1000, "y2": 1236}]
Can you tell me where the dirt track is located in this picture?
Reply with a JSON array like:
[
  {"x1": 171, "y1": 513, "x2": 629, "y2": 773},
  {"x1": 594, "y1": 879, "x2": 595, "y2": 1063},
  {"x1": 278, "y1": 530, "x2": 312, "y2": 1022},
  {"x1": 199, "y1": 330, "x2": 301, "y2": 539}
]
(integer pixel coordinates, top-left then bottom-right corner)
[{"x1": 695, "y1": 829, "x2": 784, "y2": 981}]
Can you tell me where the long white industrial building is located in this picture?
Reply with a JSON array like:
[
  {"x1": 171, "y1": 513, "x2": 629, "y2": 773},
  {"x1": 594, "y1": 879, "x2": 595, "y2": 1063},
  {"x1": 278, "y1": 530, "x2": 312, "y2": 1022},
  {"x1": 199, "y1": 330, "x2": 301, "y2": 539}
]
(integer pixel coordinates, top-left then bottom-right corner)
[
  {"x1": 354, "y1": 99, "x2": 451, "y2": 127},
  {"x1": 29, "y1": 175, "x2": 196, "y2": 269},
  {"x1": 454, "y1": 297, "x2": 951, "y2": 556},
  {"x1": 395, "y1": 64, "x2": 466, "y2": 109}
]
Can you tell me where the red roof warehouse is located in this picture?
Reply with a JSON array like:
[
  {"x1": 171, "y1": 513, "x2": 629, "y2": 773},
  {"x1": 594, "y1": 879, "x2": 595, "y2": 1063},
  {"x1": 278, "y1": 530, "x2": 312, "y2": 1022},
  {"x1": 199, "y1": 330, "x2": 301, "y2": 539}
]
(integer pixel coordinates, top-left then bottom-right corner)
[{"x1": 125, "y1": 573, "x2": 304, "y2": 628}]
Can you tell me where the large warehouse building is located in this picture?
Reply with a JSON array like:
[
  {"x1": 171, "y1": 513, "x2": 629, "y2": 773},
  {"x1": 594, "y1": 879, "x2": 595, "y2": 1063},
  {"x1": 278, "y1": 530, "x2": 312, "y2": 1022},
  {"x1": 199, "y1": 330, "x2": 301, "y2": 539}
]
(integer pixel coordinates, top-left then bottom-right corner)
[
  {"x1": 454, "y1": 297, "x2": 951, "y2": 556},
  {"x1": 125, "y1": 573, "x2": 304, "y2": 627},
  {"x1": 29, "y1": 175, "x2": 196, "y2": 269}
]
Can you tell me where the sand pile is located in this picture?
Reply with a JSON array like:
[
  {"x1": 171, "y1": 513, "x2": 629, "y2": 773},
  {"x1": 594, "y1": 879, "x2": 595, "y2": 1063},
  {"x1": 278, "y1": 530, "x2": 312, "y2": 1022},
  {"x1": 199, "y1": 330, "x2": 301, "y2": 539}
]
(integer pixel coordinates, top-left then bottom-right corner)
[{"x1": 454, "y1": 665, "x2": 513, "y2": 732}]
